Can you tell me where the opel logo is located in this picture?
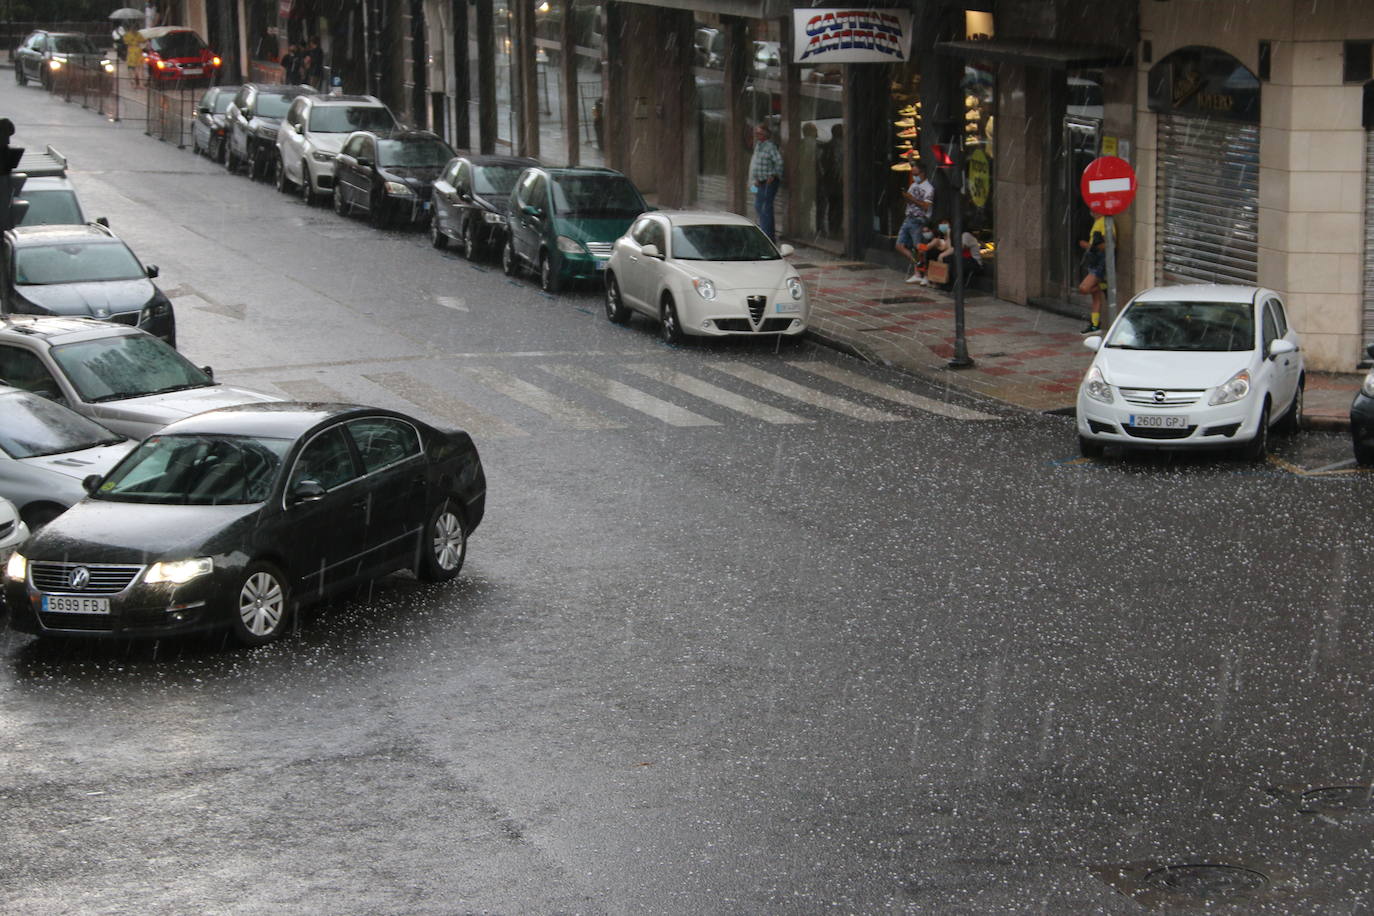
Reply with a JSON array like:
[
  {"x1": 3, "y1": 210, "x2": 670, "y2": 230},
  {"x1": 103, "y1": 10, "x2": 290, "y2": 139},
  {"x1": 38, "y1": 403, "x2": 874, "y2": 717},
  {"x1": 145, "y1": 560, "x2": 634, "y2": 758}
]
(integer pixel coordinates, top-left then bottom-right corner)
[
  {"x1": 1153, "y1": 390, "x2": 1167, "y2": 403},
  {"x1": 69, "y1": 567, "x2": 90, "y2": 590}
]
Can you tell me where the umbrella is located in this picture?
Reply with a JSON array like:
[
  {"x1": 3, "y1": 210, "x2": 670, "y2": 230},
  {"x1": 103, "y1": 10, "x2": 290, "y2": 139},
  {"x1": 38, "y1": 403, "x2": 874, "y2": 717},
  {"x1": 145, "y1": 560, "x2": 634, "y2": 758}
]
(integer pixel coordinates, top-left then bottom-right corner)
[{"x1": 108, "y1": 8, "x2": 142, "y2": 20}]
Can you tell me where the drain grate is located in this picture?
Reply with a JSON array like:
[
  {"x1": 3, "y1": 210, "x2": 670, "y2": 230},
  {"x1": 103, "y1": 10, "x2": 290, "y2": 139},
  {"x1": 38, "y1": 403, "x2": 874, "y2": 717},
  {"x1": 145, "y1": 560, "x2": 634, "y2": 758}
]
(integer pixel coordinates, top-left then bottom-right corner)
[
  {"x1": 1143, "y1": 863, "x2": 1268, "y2": 899},
  {"x1": 1093, "y1": 860, "x2": 1288, "y2": 910}
]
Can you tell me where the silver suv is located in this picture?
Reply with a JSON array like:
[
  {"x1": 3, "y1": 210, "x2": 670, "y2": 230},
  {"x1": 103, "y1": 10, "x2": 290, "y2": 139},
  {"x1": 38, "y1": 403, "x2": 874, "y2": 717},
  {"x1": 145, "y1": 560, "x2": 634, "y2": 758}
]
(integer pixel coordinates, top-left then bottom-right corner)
[{"x1": 274, "y1": 94, "x2": 397, "y2": 205}]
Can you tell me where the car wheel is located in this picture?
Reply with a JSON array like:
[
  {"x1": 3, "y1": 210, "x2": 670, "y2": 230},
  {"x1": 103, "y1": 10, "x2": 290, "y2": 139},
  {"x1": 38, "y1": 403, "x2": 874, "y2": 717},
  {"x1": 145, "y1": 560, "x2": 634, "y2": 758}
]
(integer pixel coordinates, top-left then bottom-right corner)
[
  {"x1": 333, "y1": 185, "x2": 351, "y2": 217},
  {"x1": 1355, "y1": 434, "x2": 1374, "y2": 467},
  {"x1": 660, "y1": 294, "x2": 684, "y2": 345},
  {"x1": 40, "y1": 69, "x2": 51, "y2": 92},
  {"x1": 226, "y1": 146, "x2": 241, "y2": 173},
  {"x1": 605, "y1": 273, "x2": 630, "y2": 324},
  {"x1": 299, "y1": 163, "x2": 316, "y2": 205},
  {"x1": 463, "y1": 219, "x2": 482, "y2": 260},
  {"x1": 19, "y1": 503, "x2": 63, "y2": 532},
  {"x1": 1276, "y1": 375, "x2": 1305, "y2": 435},
  {"x1": 15, "y1": 65, "x2": 26, "y2": 87},
  {"x1": 231, "y1": 562, "x2": 292, "y2": 647},
  {"x1": 273, "y1": 155, "x2": 291, "y2": 193},
  {"x1": 430, "y1": 214, "x2": 448, "y2": 250},
  {"x1": 1077, "y1": 435, "x2": 1104, "y2": 459},
  {"x1": 502, "y1": 239, "x2": 518, "y2": 277},
  {"x1": 416, "y1": 500, "x2": 467, "y2": 583},
  {"x1": 1242, "y1": 401, "x2": 1270, "y2": 461},
  {"x1": 539, "y1": 251, "x2": 561, "y2": 293}
]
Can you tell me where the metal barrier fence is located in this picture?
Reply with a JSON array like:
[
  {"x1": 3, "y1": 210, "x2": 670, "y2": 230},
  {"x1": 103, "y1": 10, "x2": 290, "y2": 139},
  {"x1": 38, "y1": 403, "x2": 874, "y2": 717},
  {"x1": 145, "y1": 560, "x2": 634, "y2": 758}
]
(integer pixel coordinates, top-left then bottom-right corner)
[
  {"x1": 47, "y1": 55, "x2": 121, "y2": 122},
  {"x1": 37, "y1": 55, "x2": 209, "y2": 148}
]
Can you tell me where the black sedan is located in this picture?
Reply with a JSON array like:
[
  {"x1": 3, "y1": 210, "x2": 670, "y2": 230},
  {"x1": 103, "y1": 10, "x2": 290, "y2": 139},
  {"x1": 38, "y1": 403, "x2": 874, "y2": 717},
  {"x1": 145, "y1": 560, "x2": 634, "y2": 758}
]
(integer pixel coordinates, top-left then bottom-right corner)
[
  {"x1": 4, "y1": 403, "x2": 486, "y2": 646},
  {"x1": 14, "y1": 30, "x2": 109, "y2": 91},
  {"x1": 430, "y1": 154, "x2": 538, "y2": 259},
  {"x1": 332, "y1": 129, "x2": 455, "y2": 229},
  {"x1": 2, "y1": 224, "x2": 175, "y2": 345},
  {"x1": 1352, "y1": 344, "x2": 1374, "y2": 465},
  {"x1": 191, "y1": 85, "x2": 240, "y2": 163}
]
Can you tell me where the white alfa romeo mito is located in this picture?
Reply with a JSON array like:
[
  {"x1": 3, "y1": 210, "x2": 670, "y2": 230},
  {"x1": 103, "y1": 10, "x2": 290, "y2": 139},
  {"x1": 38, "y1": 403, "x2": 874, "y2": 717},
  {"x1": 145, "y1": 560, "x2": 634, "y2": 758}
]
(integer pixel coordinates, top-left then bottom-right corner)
[
  {"x1": 603, "y1": 211, "x2": 808, "y2": 343},
  {"x1": 1076, "y1": 285, "x2": 1304, "y2": 459}
]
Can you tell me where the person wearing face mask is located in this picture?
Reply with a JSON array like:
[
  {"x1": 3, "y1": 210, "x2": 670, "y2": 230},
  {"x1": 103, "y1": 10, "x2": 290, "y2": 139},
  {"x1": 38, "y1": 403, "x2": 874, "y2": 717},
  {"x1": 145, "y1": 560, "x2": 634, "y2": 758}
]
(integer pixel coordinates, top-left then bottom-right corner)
[
  {"x1": 923, "y1": 221, "x2": 955, "y2": 288},
  {"x1": 895, "y1": 161, "x2": 934, "y2": 283}
]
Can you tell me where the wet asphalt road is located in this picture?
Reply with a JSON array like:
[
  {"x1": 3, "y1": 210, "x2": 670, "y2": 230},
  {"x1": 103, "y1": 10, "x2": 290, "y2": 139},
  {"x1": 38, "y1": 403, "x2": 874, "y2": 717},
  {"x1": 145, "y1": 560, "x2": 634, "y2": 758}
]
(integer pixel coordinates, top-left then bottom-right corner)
[{"x1": 3, "y1": 83, "x2": 1374, "y2": 914}]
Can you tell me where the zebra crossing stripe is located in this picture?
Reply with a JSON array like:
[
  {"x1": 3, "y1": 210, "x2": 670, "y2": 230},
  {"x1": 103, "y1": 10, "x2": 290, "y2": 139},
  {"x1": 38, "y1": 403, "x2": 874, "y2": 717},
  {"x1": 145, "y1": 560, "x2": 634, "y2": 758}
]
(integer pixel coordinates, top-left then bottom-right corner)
[
  {"x1": 625, "y1": 363, "x2": 811, "y2": 424},
  {"x1": 542, "y1": 365, "x2": 719, "y2": 427},
  {"x1": 461, "y1": 366, "x2": 624, "y2": 429},
  {"x1": 274, "y1": 378, "x2": 351, "y2": 403},
  {"x1": 707, "y1": 363, "x2": 905, "y2": 422},
  {"x1": 364, "y1": 372, "x2": 527, "y2": 438},
  {"x1": 787, "y1": 362, "x2": 998, "y2": 420}
]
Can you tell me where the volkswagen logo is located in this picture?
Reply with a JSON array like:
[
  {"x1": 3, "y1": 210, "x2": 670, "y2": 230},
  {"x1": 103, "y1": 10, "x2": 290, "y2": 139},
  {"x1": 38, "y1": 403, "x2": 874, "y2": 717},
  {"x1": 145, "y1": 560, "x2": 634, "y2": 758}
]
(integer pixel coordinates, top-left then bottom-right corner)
[
  {"x1": 1153, "y1": 390, "x2": 1167, "y2": 403},
  {"x1": 69, "y1": 566, "x2": 91, "y2": 590}
]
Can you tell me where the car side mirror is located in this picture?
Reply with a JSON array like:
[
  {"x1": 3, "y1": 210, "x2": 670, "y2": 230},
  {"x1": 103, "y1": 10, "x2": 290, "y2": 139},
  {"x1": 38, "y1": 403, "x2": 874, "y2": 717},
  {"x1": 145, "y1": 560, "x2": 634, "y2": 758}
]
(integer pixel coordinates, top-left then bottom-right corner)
[
  {"x1": 95, "y1": 216, "x2": 109, "y2": 227},
  {"x1": 200, "y1": 365, "x2": 214, "y2": 379},
  {"x1": 197, "y1": 105, "x2": 210, "y2": 114},
  {"x1": 241, "y1": 108, "x2": 252, "y2": 119},
  {"x1": 522, "y1": 203, "x2": 541, "y2": 217},
  {"x1": 144, "y1": 264, "x2": 159, "y2": 278},
  {"x1": 356, "y1": 156, "x2": 373, "y2": 168},
  {"x1": 82, "y1": 474, "x2": 102, "y2": 494},
  {"x1": 289, "y1": 479, "x2": 326, "y2": 504},
  {"x1": 1268, "y1": 339, "x2": 1297, "y2": 359},
  {"x1": 778, "y1": 243, "x2": 795, "y2": 257},
  {"x1": 1082, "y1": 335, "x2": 1103, "y2": 351},
  {"x1": 640, "y1": 243, "x2": 662, "y2": 259}
]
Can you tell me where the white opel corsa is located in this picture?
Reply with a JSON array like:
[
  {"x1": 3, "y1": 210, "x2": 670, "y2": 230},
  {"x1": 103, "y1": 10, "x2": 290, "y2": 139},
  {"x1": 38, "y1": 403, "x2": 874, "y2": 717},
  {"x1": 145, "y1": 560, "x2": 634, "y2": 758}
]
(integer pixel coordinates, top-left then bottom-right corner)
[
  {"x1": 1076, "y1": 285, "x2": 1304, "y2": 459},
  {"x1": 603, "y1": 211, "x2": 808, "y2": 343}
]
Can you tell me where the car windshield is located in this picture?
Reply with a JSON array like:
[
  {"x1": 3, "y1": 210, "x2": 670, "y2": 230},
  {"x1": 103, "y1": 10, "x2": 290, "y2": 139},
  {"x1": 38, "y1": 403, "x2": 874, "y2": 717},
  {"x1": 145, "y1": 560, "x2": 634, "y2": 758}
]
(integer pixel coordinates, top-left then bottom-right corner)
[
  {"x1": 96, "y1": 434, "x2": 290, "y2": 505},
  {"x1": 309, "y1": 106, "x2": 395, "y2": 133},
  {"x1": 18, "y1": 190, "x2": 83, "y2": 226},
  {"x1": 1106, "y1": 300, "x2": 1256, "y2": 352},
  {"x1": 50, "y1": 335, "x2": 214, "y2": 403},
  {"x1": 671, "y1": 224, "x2": 779, "y2": 261},
  {"x1": 51, "y1": 36, "x2": 95, "y2": 54},
  {"x1": 254, "y1": 93, "x2": 294, "y2": 118},
  {"x1": 150, "y1": 33, "x2": 205, "y2": 58},
  {"x1": 13, "y1": 241, "x2": 144, "y2": 285},
  {"x1": 0, "y1": 388, "x2": 124, "y2": 459},
  {"x1": 377, "y1": 138, "x2": 454, "y2": 168},
  {"x1": 473, "y1": 164, "x2": 522, "y2": 195},
  {"x1": 550, "y1": 176, "x2": 644, "y2": 217}
]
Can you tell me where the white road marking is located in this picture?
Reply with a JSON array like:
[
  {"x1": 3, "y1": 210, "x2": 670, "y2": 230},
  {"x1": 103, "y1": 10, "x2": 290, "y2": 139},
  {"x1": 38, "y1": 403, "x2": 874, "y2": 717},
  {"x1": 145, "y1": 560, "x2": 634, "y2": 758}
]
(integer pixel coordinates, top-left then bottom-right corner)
[
  {"x1": 461, "y1": 366, "x2": 623, "y2": 429},
  {"x1": 708, "y1": 363, "x2": 905, "y2": 422},
  {"x1": 787, "y1": 361, "x2": 998, "y2": 420},
  {"x1": 436, "y1": 295, "x2": 468, "y2": 312},
  {"x1": 365, "y1": 371, "x2": 527, "y2": 438},
  {"x1": 626, "y1": 363, "x2": 810, "y2": 424},
  {"x1": 543, "y1": 365, "x2": 719, "y2": 427}
]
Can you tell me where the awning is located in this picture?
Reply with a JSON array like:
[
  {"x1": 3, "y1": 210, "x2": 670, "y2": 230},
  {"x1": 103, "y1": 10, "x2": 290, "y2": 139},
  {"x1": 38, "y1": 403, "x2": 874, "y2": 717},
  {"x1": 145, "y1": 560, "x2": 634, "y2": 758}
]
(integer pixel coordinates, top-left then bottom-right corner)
[{"x1": 936, "y1": 39, "x2": 1132, "y2": 70}]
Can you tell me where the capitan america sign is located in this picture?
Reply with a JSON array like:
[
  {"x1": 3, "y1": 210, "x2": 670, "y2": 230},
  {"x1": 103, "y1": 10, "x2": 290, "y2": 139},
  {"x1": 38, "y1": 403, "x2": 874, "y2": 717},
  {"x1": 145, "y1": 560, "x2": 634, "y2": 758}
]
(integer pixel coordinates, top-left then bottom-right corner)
[{"x1": 792, "y1": 9, "x2": 914, "y2": 64}]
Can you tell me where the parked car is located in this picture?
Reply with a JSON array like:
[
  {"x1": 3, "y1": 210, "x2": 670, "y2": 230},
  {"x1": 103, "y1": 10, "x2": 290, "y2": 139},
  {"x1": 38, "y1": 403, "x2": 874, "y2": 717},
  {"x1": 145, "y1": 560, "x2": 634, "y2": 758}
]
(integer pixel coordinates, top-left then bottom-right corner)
[
  {"x1": 502, "y1": 166, "x2": 648, "y2": 293},
  {"x1": 191, "y1": 85, "x2": 240, "y2": 163},
  {"x1": 429, "y1": 154, "x2": 537, "y2": 259},
  {"x1": 604, "y1": 211, "x2": 808, "y2": 344},
  {"x1": 1348, "y1": 345, "x2": 1374, "y2": 465},
  {"x1": 0, "y1": 382, "x2": 134, "y2": 530},
  {"x1": 2, "y1": 223, "x2": 175, "y2": 344},
  {"x1": 332, "y1": 129, "x2": 455, "y2": 228},
  {"x1": 226, "y1": 83, "x2": 319, "y2": 180},
  {"x1": 3, "y1": 402, "x2": 487, "y2": 646},
  {"x1": 1076, "y1": 285, "x2": 1304, "y2": 459},
  {"x1": 13, "y1": 30, "x2": 110, "y2": 91},
  {"x1": 275, "y1": 93, "x2": 397, "y2": 205},
  {"x1": 0, "y1": 498, "x2": 27, "y2": 565},
  {"x1": 0, "y1": 317, "x2": 280, "y2": 440},
  {"x1": 11, "y1": 144, "x2": 108, "y2": 229},
  {"x1": 138, "y1": 26, "x2": 221, "y2": 84}
]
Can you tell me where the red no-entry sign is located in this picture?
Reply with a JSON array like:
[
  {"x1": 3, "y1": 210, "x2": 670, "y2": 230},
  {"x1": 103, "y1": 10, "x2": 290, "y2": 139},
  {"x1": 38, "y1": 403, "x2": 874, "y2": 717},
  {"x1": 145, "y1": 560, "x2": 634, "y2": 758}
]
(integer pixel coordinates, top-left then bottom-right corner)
[{"x1": 1080, "y1": 156, "x2": 1137, "y2": 216}]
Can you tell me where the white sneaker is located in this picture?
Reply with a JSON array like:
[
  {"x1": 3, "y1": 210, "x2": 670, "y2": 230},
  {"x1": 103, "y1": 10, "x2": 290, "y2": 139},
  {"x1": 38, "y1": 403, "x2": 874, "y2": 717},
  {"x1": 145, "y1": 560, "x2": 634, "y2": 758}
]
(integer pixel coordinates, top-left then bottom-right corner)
[
  {"x1": 904, "y1": 273, "x2": 920, "y2": 284},
  {"x1": 918, "y1": 276, "x2": 929, "y2": 286}
]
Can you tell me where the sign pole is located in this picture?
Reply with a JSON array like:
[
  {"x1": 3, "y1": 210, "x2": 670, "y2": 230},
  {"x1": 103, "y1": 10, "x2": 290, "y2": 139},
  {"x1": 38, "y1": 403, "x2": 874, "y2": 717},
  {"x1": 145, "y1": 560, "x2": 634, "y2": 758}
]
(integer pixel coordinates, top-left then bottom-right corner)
[
  {"x1": 1104, "y1": 215, "x2": 1117, "y2": 329},
  {"x1": 949, "y1": 136, "x2": 972, "y2": 369},
  {"x1": 1079, "y1": 155, "x2": 1137, "y2": 331}
]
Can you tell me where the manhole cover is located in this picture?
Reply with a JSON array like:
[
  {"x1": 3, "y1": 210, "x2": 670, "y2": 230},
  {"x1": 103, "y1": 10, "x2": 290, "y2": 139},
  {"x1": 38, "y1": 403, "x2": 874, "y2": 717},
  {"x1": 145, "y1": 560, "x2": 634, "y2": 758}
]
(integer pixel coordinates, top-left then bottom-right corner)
[
  {"x1": 1300, "y1": 785, "x2": 1374, "y2": 817},
  {"x1": 1142, "y1": 863, "x2": 1269, "y2": 899}
]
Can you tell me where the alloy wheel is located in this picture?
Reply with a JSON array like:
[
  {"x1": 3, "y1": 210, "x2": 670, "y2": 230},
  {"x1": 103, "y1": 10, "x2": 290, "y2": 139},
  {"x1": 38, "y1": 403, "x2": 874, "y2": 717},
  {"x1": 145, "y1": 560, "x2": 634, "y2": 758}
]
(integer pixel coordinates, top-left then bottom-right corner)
[
  {"x1": 432, "y1": 510, "x2": 465, "y2": 571},
  {"x1": 239, "y1": 570, "x2": 285, "y2": 637}
]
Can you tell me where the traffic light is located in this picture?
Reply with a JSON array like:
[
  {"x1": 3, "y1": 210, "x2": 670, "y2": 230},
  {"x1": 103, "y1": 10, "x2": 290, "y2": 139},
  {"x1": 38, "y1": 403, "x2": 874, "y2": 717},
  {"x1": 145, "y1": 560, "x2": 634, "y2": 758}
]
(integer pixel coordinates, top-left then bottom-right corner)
[{"x1": 0, "y1": 118, "x2": 27, "y2": 230}]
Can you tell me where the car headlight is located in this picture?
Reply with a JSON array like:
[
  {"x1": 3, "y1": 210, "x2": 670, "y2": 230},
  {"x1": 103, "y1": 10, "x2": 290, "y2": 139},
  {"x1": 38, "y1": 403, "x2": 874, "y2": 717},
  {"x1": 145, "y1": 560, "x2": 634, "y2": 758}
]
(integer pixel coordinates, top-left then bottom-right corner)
[
  {"x1": 1082, "y1": 364, "x2": 1114, "y2": 404},
  {"x1": 1362, "y1": 371, "x2": 1374, "y2": 399},
  {"x1": 556, "y1": 235, "x2": 585, "y2": 255},
  {"x1": 311, "y1": 150, "x2": 335, "y2": 162},
  {"x1": 5, "y1": 551, "x2": 26, "y2": 582},
  {"x1": 141, "y1": 297, "x2": 171, "y2": 320},
  {"x1": 49, "y1": 58, "x2": 64, "y2": 71},
  {"x1": 1208, "y1": 368, "x2": 1251, "y2": 406},
  {"x1": 483, "y1": 211, "x2": 506, "y2": 225},
  {"x1": 144, "y1": 557, "x2": 213, "y2": 585},
  {"x1": 693, "y1": 277, "x2": 717, "y2": 300},
  {"x1": 384, "y1": 180, "x2": 415, "y2": 197},
  {"x1": 259, "y1": 128, "x2": 277, "y2": 140},
  {"x1": 102, "y1": 60, "x2": 115, "y2": 73},
  {"x1": 786, "y1": 276, "x2": 804, "y2": 301}
]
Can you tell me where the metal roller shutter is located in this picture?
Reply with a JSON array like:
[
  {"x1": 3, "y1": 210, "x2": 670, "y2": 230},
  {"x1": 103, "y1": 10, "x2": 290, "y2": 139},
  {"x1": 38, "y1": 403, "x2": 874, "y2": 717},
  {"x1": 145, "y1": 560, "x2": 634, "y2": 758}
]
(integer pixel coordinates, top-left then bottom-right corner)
[
  {"x1": 1156, "y1": 114, "x2": 1260, "y2": 285},
  {"x1": 1363, "y1": 130, "x2": 1374, "y2": 353}
]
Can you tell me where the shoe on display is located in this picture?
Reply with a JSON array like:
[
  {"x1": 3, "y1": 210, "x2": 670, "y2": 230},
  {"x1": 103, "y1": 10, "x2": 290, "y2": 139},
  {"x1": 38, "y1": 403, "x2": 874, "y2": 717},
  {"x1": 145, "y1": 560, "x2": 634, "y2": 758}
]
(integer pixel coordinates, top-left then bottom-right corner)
[
  {"x1": 897, "y1": 127, "x2": 917, "y2": 138},
  {"x1": 893, "y1": 118, "x2": 915, "y2": 128}
]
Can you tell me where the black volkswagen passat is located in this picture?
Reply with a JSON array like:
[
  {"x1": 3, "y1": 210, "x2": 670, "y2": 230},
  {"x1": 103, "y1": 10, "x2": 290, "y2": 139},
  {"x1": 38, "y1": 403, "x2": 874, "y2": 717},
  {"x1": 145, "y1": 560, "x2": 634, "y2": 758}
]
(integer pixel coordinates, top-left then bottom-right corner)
[
  {"x1": 4, "y1": 403, "x2": 486, "y2": 646},
  {"x1": 429, "y1": 154, "x2": 538, "y2": 259}
]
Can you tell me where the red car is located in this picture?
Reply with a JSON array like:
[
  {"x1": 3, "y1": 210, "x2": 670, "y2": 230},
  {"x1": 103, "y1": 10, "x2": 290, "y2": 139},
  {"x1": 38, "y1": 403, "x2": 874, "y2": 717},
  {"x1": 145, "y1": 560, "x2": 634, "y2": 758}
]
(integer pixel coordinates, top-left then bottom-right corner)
[{"x1": 139, "y1": 26, "x2": 221, "y2": 82}]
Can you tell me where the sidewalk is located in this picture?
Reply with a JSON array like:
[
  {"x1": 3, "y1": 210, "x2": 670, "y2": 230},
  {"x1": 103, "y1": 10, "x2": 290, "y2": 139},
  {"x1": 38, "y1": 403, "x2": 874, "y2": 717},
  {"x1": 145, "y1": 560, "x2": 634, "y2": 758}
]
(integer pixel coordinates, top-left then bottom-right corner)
[{"x1": 790, "y1": 244, "x2": 1358, "y2": 431}]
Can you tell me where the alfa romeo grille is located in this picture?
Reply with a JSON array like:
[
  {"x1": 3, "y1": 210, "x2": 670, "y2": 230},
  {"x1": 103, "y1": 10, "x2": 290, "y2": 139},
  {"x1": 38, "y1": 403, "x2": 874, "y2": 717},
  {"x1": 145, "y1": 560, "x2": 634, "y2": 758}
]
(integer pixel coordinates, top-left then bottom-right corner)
[
  {"x1": 30, "y1": 562, "x2": 144, "y2": 594},
  {"x1": 585, "y1": 242, "x2": 613, "y2": 257},
  {"x1": 1120, "y1": 388, "x2": 1203, "y2": 408},
  {"x1": 747, "y1": 295, "x2": 767, "y2": 322}
]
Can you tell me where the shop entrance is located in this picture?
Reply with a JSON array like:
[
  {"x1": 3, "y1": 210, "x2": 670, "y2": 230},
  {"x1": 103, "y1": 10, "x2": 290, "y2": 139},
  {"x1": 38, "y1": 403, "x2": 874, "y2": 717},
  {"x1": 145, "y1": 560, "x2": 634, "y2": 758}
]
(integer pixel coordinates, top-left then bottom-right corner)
[{"x1": 1049, "y1": 114, "x2": 1101, "y2": 304}]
